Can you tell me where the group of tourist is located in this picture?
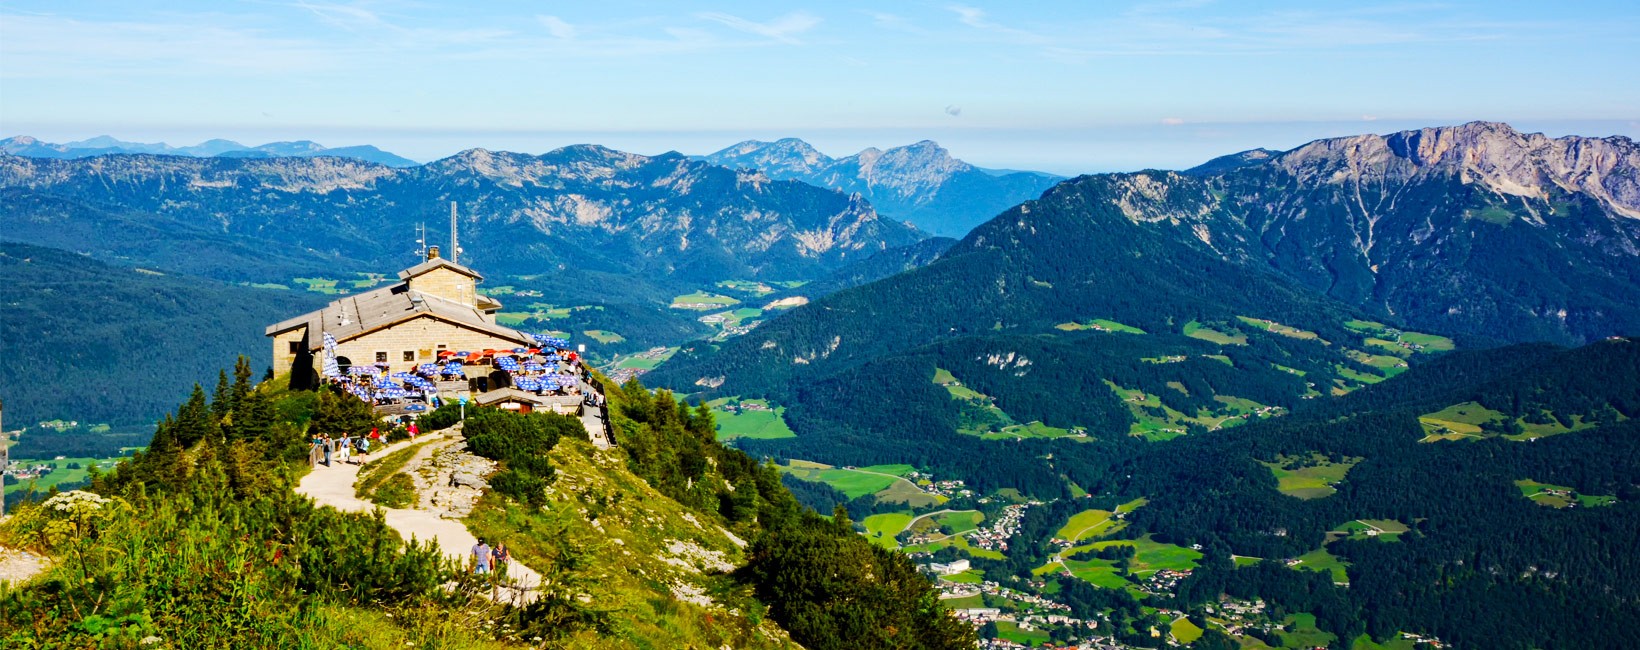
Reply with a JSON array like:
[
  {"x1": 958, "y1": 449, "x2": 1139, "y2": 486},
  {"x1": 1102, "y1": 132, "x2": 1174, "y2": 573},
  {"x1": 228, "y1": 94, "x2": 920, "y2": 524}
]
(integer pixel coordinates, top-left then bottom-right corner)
[
  {"x1": 470, "y1": 538, "x2": 511, "y2": 576},
  {"x1": 310, "y1": 424, "x2": 420, "y2": 468}
]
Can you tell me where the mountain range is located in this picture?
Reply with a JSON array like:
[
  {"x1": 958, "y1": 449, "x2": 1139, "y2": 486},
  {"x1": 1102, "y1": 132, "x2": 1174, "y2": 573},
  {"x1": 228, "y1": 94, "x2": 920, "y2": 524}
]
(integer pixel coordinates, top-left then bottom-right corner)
[
  {"x1": 0, "y1": 145, "x2": 924, "y2": 285},
  {"x1": 701, "y1": 138, "x2": 1063, "y2": 237},
  {"x1": 0, "y1": 135, "x2": 420, "y2": 167}
]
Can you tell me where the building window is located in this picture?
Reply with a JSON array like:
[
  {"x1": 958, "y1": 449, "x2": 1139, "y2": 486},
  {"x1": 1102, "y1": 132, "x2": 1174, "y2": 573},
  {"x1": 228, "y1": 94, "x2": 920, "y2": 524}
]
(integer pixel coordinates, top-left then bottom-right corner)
[
  {"x1": 403, "y1": 350, "x2": 416, "y2": 362},
  {"x1": 436, "y1": 344, "x2": 447, "y2": 351},
  {"x1": 375, "y1": 351, "x2": 388, "y2": 363},
  {"x1": 288, "y1": 341, "x2": 302, "y2": 354}
]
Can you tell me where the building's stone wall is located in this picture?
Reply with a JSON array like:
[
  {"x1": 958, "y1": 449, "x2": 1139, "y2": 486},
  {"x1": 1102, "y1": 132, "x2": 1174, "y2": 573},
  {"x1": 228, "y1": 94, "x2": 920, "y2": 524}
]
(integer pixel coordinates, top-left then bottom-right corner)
[
  {"x1": 271, "y1": 327, "x2": 309, "y2": 378},
  {"x1": 331, "y1": 315, "x2": 527, "y2": 376},
  {"x1": 408, "y1": 267, "x2": 476, "y2": 305}
]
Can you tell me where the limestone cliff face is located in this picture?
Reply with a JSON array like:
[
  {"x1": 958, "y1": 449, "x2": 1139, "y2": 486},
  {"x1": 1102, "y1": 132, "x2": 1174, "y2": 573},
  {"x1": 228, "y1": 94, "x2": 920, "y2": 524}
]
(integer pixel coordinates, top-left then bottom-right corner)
[
  {"x1": 1071, "y1": 122, "x2": 1640, "y2": 345},
  {"x1": 1275, "y1": 121, "x2": 1640, "y2": 220}
]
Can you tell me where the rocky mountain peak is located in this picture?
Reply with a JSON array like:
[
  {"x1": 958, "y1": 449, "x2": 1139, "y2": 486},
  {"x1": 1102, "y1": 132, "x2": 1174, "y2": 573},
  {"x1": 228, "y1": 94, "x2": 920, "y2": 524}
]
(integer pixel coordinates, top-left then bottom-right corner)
[{"x1": 1277, "y1": 121, "x2": 1640, "y2": 219}]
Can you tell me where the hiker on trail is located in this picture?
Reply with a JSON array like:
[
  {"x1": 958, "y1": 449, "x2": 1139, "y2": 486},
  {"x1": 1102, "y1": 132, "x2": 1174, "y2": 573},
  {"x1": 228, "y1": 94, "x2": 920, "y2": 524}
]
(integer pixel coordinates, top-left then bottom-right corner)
[
  {"x1": 336, "y1": 436, "x2": 351, "y2": 465},
  {"x1": 358, "y1": 435, "x2": 370, "y2": 460},
  {"x1": 407, "y1": 422, "x2": 419, "y2": 438},
  {"x1": 472, "y1": 539, "x2": 492, "y2": 574},
  {"x1": 321, "y1": 434, "x2": 333, "y2": 467},
  {"x1": 492, "y1": 543, "x2": 510, "y2": 576}
]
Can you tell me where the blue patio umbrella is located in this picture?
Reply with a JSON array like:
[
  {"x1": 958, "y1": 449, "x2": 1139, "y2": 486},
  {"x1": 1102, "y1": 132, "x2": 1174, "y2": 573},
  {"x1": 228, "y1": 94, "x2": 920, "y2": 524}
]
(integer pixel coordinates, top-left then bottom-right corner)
[
  {"x1": 522, "y1": 361, "x2": 545, "y2": 372},
  {"x1": 372, "y1": 378, "x2": 394, "y2": 389},
  {"x1": 418, "y1": 363, "x2": 441, "y2": 375},
  {"x1": 380, "y1": 387, "x2": 408, "y2": 398},
  {"x1": 512, "y1": 348, "x2": 528, "y2": 354},
  {"x1": 405, "y1": 404, "x2": 428, "y2": 412},
  {"x1": 391, "y1": 371, "x2": 416, "y2": 380},
  {"x1": 497, "y1": 357, "x2": 521, "y2": 371}
]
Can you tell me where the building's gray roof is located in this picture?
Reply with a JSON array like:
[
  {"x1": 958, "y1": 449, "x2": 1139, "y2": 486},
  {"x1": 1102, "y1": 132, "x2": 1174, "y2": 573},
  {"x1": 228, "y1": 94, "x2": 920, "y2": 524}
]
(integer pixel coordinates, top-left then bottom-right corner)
[
  {"x1": 264, "y1": 281, "x2": 531, "y2": 350},
  {"x1": 396, "y1": 256, "x2": 483, "y2": 281}
]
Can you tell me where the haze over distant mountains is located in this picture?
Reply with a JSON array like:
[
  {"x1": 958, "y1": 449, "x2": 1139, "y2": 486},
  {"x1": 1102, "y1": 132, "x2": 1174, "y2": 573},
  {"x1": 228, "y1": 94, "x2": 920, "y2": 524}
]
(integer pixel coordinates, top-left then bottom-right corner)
[
  {"x1": 701, "y1": 138, "x2": 1063, "y2": 237},
  {"x1": 0, "y1": 135, "x2": 420, "y2": 167}
]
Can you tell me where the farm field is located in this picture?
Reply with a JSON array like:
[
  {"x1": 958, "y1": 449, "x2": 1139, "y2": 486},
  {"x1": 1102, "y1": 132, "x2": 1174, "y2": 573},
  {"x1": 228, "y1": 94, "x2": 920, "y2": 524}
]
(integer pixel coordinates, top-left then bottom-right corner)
[
  {"x1": 1279, "y1": 613, "x2": 1337, "y2": 648},
  {"x1": 1344, "y1": 320, "x2": 1455, "y2": 353},
  {"x1": 706, "y1": 398, "x2": 796, "y2": 441},
  {"x1": 670, "y1": 291, "x2": 740, "y2": 309},
  {"x1": 582, "y1": 329, "x2": 624, "y2": 344},
  {"x1": 612, "y1": 347, "x2": 677, "y2": 371},
  {"x1": 1291, "y1": 547, "x2": 1350, "y2": 584},
  {"x1": 778, "y1": 460, "x2": 928, "y2": 501},
  {"x1": 1045, "y1": 534, "x2": 1200, "y2": 586},
  {"x1": 1330, "y1": 519, "x2": 1410, "y2": 542},
  {"x1": 715, "y1": 280, "x2": 775, "y2": 296},
  {"x1": 3, "y1": 456, "x2": 123, "y2": 496},
  {"x1": 1171, "y1": 617, "x2": 1204, "y2": 644},
  {"x1": 1262, "y1": 454, "x2": 1360, "y2": 499},
  {"x1": 1056, "y1": 509, "x2": 1117, "y2": 543},
  {"x1": 994, "y1": 621, "x2": 1051, "y2": 646},
  {"x1": 1236, "y1": 316, "x2": 1320, "y2": 340},
  {"x1": 1183, "y1": 320, "x2": 1248, "y2": 345},
  {"x1": 940, "y1": 369, "x2": 1088, "y2": 441},
  {"x1": 1116, "y1": 382, "x2": 1270, "y2": 441},
  {"x1": 1515, "y1": 479, "x2": 1618, "y2": 508},
  {"x1": 862, "y1": 512, "x2": 914, "y2": 548},
  {"x1": 1055, "y1": 318, "x2": 1146, "y2": 334},
  {"x1": 1417, "y1": 401, "x2": 1505, "y2": 441},
  {"x1": 941, "y1": 568, "x2": 985, "y2": 584}
]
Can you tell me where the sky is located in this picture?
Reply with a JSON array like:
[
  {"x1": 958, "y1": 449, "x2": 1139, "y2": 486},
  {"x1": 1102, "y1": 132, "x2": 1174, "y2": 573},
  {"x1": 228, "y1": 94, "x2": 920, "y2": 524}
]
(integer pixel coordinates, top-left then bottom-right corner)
[{"x1": 2, "y1": 1, "x2": 1637, "y2": 174}]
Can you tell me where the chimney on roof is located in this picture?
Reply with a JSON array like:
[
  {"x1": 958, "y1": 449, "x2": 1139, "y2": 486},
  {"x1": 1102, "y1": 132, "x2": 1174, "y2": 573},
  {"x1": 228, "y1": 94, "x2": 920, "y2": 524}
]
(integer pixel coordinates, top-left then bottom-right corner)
[{"x1": 427, "y1": 245, "x2": 440, "y2": 260}]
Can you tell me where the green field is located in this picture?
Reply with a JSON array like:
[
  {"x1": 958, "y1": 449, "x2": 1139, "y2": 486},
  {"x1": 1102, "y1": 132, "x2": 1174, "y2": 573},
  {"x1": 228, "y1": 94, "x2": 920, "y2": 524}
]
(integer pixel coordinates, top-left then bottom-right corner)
[
  {"x1": 1350, "y1": 634, "x2": 1420, "y2": 650},
  {"x1": 1056, "y1": 318, "x2": 1146, "y2": 334},
  {"x1": 780, "y1": 460, "x2": 918, "y2": 500},
  {"x1": 862, "y1": 512, "x2": 914, "y2": 548},
  {"x1": 994, "y1": 621, "x2": 1051, "y2": 646},
  {"x1": 1331, "y1": 519, "x2": 1410, "y2": 542},
  {"x1": 1262, "y1": 454, "x2": 1360, "y2": 499},
  {"x1": 1345, "y1": 320, "x2": 1455, "y2": 354},
  {"x1": 1184, "y1": 320, "x2": 1248, "y2": 345},
  {"x1": 1279, "y1": 613, "x2": 1337, "y2": 648},
  {"x1": 1417, "y1": 401, "x2": 1505, "y2": 441},
  {"x1": 1055, "y1": 509, "x2": 1117, "y2": 543},
  {"x1": 707, "y1": 398, "x2": 796, "y2": 441},
  {"x1": 934, "y1": 511, "x2": 984, "y2": 536},
  {"x1": 613, "y1": 347, "x2": 678, "y2": 371},
  {"x1": 1047, "y1": 535, "x2": 1201, "y2": 586},
  {"x1": 3, "y1": 456, "x2": 124, "y2": 496},
  {"x1": 941, "y1": 368, "x2": 1086, "y2": 441},
  {"x1": 941, "y1": 568, "x2": 985, "y2": 584},
  {"x1": 670, "y1": 291, "x2": 740, "y2": 309},
  {"x1": 715, "y1": 280, "x2": 775, "y2": 296},
  {"x1": 1171, "y1": 617, "x2": 1205, "y2": 644},
  {"x1": 1237, "y1": 316, "x2": 1320, "y2": 340},
  {"x1": 1291, "y1": 547, "x2": 1350, "y2": 584},
  {"x1": 582, "y1": 329, "x2": 625, "y2": 344},
  {"x1": 1515, "y1": 479, "x2": 1618, "y2": 508},
  {"x1": 1115, "y1": 381, "x2": 1269, "y2": 442},
  {"x1": 292, "y1": 277, "x2": 344, "y2": 294}
]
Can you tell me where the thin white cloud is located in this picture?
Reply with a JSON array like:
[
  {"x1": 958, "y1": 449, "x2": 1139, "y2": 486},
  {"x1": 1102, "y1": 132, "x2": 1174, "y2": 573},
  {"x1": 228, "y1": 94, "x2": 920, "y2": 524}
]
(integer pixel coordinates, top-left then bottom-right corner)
[
  {"x1": 698, "y1": 11, "x2": 820, "y2": 44},
  {"x1": 537, "y1": 15, "x2": 577, "y2": 40},
  {"x1": 1161, "y1": 117, "x2": 1185, "y2": 126},
  {"x1": 945, "y1": 105, "x2": 963, "y2": 117},
  {"x1": 946, "y1": 5, "x2": 1046, "y2": 44}
]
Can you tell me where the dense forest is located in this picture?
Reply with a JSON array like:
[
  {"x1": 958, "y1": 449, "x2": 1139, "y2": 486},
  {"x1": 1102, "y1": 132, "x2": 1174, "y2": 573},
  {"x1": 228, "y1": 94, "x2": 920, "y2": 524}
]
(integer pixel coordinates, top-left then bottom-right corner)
[{"x1": 0, "y1": 243, "x2": 325, "y2": 427}]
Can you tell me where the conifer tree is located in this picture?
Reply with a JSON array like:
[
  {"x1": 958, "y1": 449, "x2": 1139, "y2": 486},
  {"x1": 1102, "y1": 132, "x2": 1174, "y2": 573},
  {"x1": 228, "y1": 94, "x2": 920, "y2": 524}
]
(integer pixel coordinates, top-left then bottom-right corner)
[
  {"x1": 173, "y1": 384, "x2": 220, "y2": 447},
  {"x1": 211, "y1": 370, "x2": 233, "y2": 422}
]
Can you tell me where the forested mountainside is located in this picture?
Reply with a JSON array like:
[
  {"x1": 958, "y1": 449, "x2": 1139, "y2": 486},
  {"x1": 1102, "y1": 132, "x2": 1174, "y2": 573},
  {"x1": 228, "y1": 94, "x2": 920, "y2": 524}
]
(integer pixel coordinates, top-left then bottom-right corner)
[
  {"x1": 1, "y1": 135, "x2": 420, "y2": 167},
  {"x1": 1, "y1": 361, "x2": 971, "y2": 649},
  {"x1": 702, "y1": 139, "x2": 1062, "y2": 237},
  {"x1": 1095, "y1": 340, "x2": 1640, "y2": 650},
  {"x1": 1165, "y1": 121, "x2": 1640, "y2": 345},
  {"x1": 0, "y1": 146, "x2": 923, "y2": 284},
  {"x1": 0, "y1": 243, "x2": 324, "y2": 426}
]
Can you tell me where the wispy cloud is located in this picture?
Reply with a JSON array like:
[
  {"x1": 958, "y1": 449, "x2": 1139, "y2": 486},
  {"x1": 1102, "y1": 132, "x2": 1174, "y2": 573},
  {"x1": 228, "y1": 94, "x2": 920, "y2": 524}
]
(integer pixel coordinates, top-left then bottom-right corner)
[
  {"x1": 946, "y1": 5, "x2": 1046, "y2": 44},
  {"x1": 536, "y1": 15, "x2": 577, "y2": 40},
  {"x1": 698, "y1": 11, "x2": 820, "y2": 44}
]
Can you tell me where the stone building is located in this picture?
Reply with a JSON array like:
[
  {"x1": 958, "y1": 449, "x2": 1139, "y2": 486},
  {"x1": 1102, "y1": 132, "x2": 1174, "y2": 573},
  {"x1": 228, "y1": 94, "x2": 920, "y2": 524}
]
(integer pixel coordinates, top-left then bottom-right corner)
[{"x1": 265, "y1": 247, "x2": 534, "y2": 395}]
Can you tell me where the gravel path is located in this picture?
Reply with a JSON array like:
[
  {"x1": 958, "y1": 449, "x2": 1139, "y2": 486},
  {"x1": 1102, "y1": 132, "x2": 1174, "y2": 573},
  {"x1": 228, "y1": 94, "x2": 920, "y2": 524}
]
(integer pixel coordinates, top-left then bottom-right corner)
[{"x1": 296, "y1": 428, "x2": 541, "y2": 605}]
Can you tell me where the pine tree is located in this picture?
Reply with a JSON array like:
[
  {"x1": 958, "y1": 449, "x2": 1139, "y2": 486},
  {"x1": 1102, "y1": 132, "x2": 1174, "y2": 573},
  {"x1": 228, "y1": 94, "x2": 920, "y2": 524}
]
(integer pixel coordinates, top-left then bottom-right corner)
[
  {"x1": 231, "y1": 355, "x2": 254, "y2": 412},
  {"x1": 173, "y1": 384, "x2": 220, "y2": 447},
  {"x1": 211, "y1": 370, "x2": 233, "y2": 422}
]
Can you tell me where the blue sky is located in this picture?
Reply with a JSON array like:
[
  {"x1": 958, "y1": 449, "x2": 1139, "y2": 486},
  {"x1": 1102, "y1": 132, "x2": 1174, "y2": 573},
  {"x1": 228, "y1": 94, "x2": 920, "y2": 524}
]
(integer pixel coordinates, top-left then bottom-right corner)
[{"x1": 2, "y1": 1, "x2": 1636, "y2": 174}]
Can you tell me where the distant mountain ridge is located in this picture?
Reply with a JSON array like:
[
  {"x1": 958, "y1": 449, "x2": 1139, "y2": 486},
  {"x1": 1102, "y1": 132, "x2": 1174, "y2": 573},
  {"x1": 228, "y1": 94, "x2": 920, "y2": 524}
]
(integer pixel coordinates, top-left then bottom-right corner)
[
  {"x1": 1135, "y1": 121, "x2": 1640, "y2": 345},
  {"x1": 0, "y1": 135, "x2": 420, "y2": 167},
  {"x1": 700, "y1": 138, "x2": 1063, "y2": 237},
  {"x1": 0, "y1": 145, "x2": 924, "y2": 284}
]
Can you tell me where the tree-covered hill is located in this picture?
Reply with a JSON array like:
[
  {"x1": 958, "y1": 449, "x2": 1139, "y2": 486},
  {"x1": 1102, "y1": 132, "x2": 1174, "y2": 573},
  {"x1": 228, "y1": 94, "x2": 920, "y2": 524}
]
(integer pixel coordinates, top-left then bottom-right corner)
[{"x1": 0, "y1": 243, "x2": 325, "y2": 426}]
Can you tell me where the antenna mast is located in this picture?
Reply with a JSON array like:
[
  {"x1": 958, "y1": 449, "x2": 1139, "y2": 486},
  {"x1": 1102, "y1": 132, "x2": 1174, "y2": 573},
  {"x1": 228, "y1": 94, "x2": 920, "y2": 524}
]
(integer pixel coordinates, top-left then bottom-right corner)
[
  {"x1": 415, "y1": 222, "x2": 427, "y2": 259},
  {"x1": 449, "y1": 201, "x2": 459, "y2": 264}
]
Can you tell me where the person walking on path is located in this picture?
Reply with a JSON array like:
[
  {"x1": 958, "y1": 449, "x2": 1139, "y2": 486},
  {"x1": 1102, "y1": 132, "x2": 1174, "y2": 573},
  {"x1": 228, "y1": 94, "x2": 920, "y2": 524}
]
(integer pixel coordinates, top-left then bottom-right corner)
[
  {"x1": 337, "y1": 436, "x2": 351, "y2": 465},
  {"x1": 472, "y1": 539, "x2": 492, "y2": 575},
  {"x1": 492, "y1": 543, "x2": 510, "y2": 577},
  {"x1": 407, "y1": 422, "x2": 419, "y2": 438},
  {"x1": 358, "y1": 435, "x2": 370, "y2": 461},
  {"x1": 321, "y1": 434, "x2": 333, "y2": 467}
]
